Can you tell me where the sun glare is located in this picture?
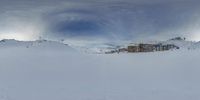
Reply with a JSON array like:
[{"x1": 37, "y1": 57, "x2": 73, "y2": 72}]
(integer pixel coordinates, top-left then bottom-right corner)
[
  {"x1": 189, "y1": 32, "x2": 200, "y2": 41},
  {"x1": 0, "y1": 33, "x2": 35, "y2": 41}
]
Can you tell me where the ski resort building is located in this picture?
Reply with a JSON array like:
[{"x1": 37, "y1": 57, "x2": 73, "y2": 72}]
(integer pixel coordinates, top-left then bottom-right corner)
[{"x1": 127, "y1": 43, "x2": 179, "y2": 53}]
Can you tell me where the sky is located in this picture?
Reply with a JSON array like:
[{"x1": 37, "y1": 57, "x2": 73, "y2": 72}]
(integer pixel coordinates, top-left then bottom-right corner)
[{"x1": 0, "y1": 0, "x2": 200, "y2": 41}]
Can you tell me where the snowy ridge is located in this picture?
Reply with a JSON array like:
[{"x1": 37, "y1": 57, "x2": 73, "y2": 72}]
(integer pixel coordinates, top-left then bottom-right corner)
[{"x1": 0, "y1": 39, "x2": 75, "y2": 51}]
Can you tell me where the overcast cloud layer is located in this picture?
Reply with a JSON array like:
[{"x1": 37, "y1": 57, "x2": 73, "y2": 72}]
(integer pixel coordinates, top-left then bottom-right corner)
[{"x1": 0, "y1": 0, "x2": 200, "y2": 41}]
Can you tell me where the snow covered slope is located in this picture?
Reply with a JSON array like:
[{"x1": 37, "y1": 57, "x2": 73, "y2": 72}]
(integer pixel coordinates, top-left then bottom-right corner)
[{"x1": 0, "y1": 40, "x2": 200, "y2": 100}]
